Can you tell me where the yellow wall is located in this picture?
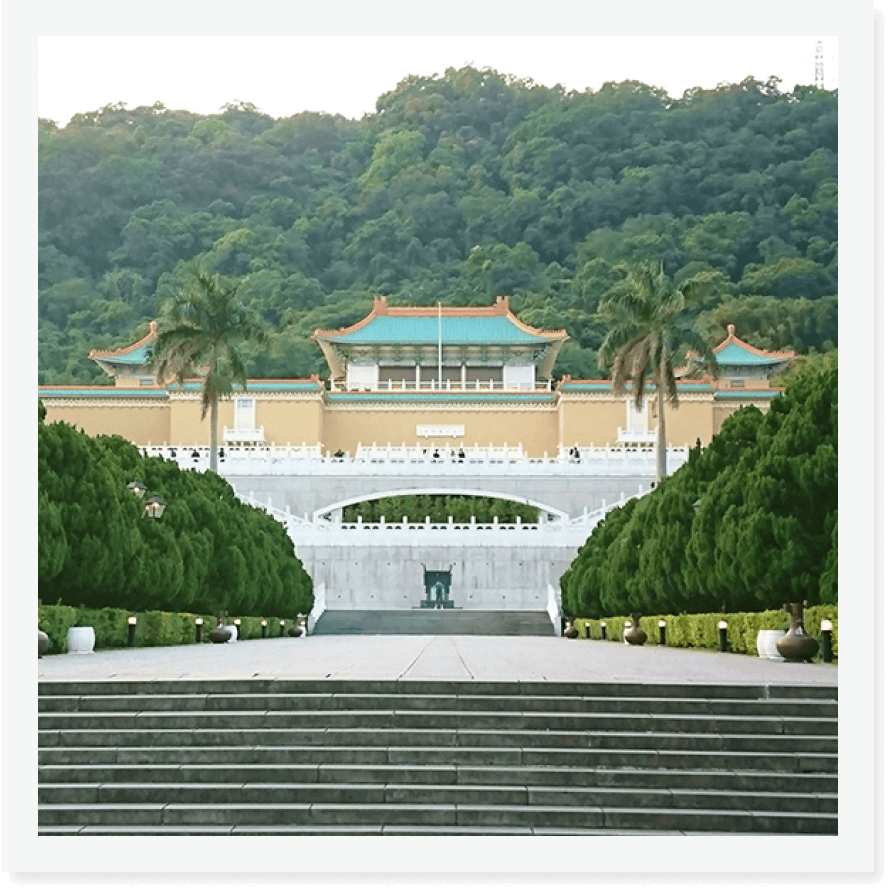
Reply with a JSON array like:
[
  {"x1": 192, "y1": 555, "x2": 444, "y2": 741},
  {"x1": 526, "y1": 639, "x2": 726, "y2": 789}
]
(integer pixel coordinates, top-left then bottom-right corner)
[
  {"x1": 40, "y1": 389, "x2": 779, "y2": 453},
  {"x1": 664, "y1": 399, "x2": 716, "y2": 447},
  {"x1": 559, "y1": 398, "x2": 627, "y2": 448},
  {"x1": 322, "y1": 405, "x2": 559, "y2": 456},
  {"x1": 42, "y1": 401, "x2": 170, "y2": 445},
  {"x1": 257, "y1": 397, "x2": 325, "y2": 446}
]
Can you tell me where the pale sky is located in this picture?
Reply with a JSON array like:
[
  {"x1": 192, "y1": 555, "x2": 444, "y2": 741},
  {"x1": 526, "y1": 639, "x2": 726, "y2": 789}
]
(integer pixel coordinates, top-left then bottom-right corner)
[{"x1": 38, "y1": 36, "x2": 838, "y2": 127}]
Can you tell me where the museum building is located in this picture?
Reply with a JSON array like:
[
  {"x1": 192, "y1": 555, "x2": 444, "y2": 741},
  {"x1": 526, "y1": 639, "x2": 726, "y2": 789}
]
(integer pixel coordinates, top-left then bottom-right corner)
[{"x1": 38, "y1": 296, "x2": 793, "y2": 455}]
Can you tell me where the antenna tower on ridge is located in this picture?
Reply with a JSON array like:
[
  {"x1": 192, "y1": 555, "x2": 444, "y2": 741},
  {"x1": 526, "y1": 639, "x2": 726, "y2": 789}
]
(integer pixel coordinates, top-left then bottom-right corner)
[{"x1": 815, "y1": 40, "x2": 825, "y2": 89}]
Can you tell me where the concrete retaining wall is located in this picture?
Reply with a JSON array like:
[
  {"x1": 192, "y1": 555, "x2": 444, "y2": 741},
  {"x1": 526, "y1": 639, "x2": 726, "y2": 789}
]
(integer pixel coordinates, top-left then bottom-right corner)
[{"x1": 298, "y1": 542, "x2": 581, "y2": 611}]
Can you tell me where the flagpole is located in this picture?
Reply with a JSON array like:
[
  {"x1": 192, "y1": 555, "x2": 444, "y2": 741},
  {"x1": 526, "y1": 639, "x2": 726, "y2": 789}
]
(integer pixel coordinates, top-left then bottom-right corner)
[{"x1": 438, "y1": 301, "x2": 442, "y2": 391}]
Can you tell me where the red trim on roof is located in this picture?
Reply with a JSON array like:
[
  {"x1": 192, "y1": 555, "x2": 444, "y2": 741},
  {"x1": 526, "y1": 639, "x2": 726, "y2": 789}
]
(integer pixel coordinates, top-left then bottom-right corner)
[
  {"x1": 88, "y1": 321, "x2": 158, "y2": 359},
  {"x1": 712, "y1": 323, "x2": 795, "y2": 360},
  {"x1": 312, "y1": 296, "x2": 567, "y2": 341}
]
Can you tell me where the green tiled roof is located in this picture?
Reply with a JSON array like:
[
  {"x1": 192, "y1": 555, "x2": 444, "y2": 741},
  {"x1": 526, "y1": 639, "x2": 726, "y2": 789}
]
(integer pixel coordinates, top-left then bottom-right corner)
[
  {"x1": 714, "y1": 342, "x2": 788, "y2": 367},
  {"x1": 560, "y1": 382, "x2": 714, "y2": 393},
  {"x1": 38, "y1": 388, "x2": 167, "y2": 398},
  {"x1": 100, "y1": 342, "x2": 153, "y2": 365},
  {"x1": 171, "y1": 381, "x2": 322, "y2": 392},
  {"x1": 327, "y1": 392, "x2": 556, "y2": 404},
  {"x1": 715, "y1": 390, "x2": 782, "y2": 399},
  {"x1": 326, "y1": 316, "x2": 552, "y2": 346}
]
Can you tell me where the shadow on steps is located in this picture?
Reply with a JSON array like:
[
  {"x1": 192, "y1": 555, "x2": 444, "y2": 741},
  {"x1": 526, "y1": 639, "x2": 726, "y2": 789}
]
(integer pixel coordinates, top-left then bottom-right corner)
[{"x1": 311, "y1": 610, "x2": 556, "y2": 636}]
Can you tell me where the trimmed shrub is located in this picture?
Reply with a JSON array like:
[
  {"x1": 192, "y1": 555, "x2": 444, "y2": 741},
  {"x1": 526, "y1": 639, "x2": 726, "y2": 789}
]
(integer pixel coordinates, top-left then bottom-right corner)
[
  {"x1": 38, "y1": 604, "x2": 78, "y2": 654},
  {"x1": 572, "y1": 606, "x2": 838, "y2": 660}
]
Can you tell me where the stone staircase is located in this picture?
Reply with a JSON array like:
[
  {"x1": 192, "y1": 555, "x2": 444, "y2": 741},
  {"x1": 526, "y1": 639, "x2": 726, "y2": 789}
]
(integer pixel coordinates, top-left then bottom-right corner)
[
  {"x1": 38, "y1": 679, "x2": 837, "y2": 835},
  {"x1": 311, "y1": 609, "x2": 556, "y2": 636}
]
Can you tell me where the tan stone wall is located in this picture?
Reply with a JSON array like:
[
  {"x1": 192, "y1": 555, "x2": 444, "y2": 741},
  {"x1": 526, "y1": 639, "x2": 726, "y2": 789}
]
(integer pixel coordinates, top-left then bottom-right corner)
[
  {"x1": 41, "y1": 401, "x2": 171, "y2": 445},
  {"x1": 257, "y1": 397, "x2": 325, "y2": 446},
  {"x1": 169, "y1": 396, "x2": 228, "y2": 445},
  {"x1": 664, "y1": 399, "x2": 716, "y2": 447},
  {"x1": 712, "y1": 398, "x2": 775, "y2": 435},
  {"x1": 558, "y1": 398, "x2": 627, "y2": 448},
  {"x1": 322, "y1": 404, "x2": 560, "y2": 456}
]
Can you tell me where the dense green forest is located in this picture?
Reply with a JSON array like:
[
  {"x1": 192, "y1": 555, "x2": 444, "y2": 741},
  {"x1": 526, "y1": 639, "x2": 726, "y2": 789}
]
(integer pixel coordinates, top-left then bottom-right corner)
[
  {"x1": 38, "y1": 68, "x2": 837, "y2": 385},
  {"x1": 38, "y1": 405, "x2": 314, "y2": 617},
  {"x1": 559, "y1": 353, "x2": 838, "y2": 618}
]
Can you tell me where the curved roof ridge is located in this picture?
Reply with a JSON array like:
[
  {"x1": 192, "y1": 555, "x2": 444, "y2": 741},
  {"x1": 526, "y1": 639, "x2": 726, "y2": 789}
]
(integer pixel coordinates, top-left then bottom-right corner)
[
  {"x1": 313, "y1": 296, "x2": 567, "y2": 342},
  {"x1": 713, "y1": 323, "x2": 795, "y2": 360},
  {"x1": 88, "y1": 321, "x2": 158, "y2": 360}
]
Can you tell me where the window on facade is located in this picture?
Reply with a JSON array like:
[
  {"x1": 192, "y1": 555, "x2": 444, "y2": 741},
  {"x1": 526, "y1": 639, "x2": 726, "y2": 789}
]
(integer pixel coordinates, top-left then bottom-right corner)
[{"x1": 234, "y1": 398, "x2": 256, "y2": 431}]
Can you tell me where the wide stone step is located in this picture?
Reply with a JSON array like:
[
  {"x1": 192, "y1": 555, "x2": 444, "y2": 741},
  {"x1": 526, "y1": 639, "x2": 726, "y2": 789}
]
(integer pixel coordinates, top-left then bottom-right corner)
[
  {"x1": 37, "y1": 762, "x2": 838, "y2": 794},
  {"x1": 38, "y1": 744, "x2": 837, "y2": 776},
  {"x1": 36, "y1": 678, "x2": 838, "y2": 835},
  {"x1": 37, "y1": 692, "x2": 838, "y2": 718},
  {"x1": 310, "y1": 609, "x2": 556, "y2": 636},
  {"x1": 38, "y1": 780, "x2": 838, "y2": 816},
  {"x1": 37, "y1": 679, "x2": 840, "y2": 700},
  {"x1": 35, "y1": 801, "x2": 837, "y2": 834},
  {"x1": 36, "y1": 708, "x2": 838, "y2": 739}
]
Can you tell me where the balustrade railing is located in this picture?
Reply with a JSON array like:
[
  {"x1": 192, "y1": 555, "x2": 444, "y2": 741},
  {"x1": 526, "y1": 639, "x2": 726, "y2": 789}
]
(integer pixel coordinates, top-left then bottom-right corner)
[
  {"x1": 140, "y1": 442, "x2": 688, "y2": 476},
  {"x1": 332, "y1": 378, "x2": 553, "y2": 393},
  {"x1": 240, "y1": 490, "x2": 643, "y2": 537}
]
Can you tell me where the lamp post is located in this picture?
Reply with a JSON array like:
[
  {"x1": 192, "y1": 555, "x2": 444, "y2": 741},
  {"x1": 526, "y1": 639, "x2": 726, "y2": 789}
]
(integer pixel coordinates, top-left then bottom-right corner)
[
  {"x1": 127, "y1": 480, "x2": 167, "y2": 518},
  {"x1": 718, "y1": 620, "x2": 728, "y2": 653},
  {"x1": 195, "y1": 617, "x2": 203, "y2": 643},
  {"x1": 821, "y1": 619, "x2": 833, "y2": 663},
  {"x1": 658, "y1": 619, "x2": 666, "y2": 646},
  {"x1": 127, "y1": 616, "x2": 137, "y2": 647}
]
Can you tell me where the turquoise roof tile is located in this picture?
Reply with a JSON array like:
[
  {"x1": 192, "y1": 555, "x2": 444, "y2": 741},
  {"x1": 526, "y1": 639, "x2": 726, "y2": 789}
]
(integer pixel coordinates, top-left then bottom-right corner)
[
  {"x1": 327, "y1": 316, "x2": 551, "y2": 346},
  {"x1": 715, "y1": 342, "x2": 787, "y2": 367}
]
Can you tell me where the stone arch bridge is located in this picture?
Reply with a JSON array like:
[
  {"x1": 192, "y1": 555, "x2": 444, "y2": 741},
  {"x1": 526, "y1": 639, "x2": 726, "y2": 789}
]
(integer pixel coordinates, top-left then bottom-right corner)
[{"x1": 150, "y1": 444, "x2": 688, "y2": 629}]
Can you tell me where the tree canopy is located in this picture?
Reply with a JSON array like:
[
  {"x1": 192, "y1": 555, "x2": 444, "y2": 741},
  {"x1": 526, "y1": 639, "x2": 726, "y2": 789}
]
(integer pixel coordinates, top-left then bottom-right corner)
[
  {"x1": 38, "y1": 71, "x2": 837, "y2": 385},
  {"x1": 559, "y1": 354, "x2": 837, "y2": 618},
  {"x1": 38, "y1": 412, "x2": 313, "y2": 617}
]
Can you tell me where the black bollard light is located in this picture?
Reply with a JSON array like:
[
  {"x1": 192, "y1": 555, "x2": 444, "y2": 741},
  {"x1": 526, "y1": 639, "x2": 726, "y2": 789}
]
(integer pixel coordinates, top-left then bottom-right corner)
[
  {"x1": 127, "y1": 616, "x2": 137, "y2": 647},
  {"x1": 195, "y1": 617, "x2": 203, "y2": 644},
  {"x1": 584, "y1": 622, "x2": 591, "y2": 639},
  {"x1": 280, "y1": 620, "x2": 286, "y2": 637},
  {"x1": 718, "y1": 620, "x2": 728, "y2": 653},
  {"x1": 658, "y1": 619, "x2": 666, "y2": 646},
  {"x1": 601, "y1": 621, "x2": 607, "y2": 640},
  {"x1": 821, "y1": 619, "x2": 833, "y2": 663},
  {"x1": 261, "y1": 620, "x2": 267, "y2": 638}
]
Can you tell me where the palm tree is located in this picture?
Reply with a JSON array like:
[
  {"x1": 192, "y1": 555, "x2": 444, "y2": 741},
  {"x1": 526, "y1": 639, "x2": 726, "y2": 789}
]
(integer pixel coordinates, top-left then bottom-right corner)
[
  {"x1": 151, "y1": 265, "x2": 269, "y2": 474},
  {"x1": 597, "y1": 261, "x2": 720, "y2": 481}
]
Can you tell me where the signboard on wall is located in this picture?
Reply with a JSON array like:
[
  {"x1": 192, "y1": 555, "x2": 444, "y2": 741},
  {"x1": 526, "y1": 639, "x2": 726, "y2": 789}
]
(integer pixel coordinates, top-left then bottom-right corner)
[{"x1": 416, "y1": 425, "x2": 465, "y2": 438}]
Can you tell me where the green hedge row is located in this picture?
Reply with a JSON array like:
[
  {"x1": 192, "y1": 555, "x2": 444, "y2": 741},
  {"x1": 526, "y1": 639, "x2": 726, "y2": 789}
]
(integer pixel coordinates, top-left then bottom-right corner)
[
  {"x1": 38, "y1": 604, "x2": 304, "y2": 654},
  {"x1": 571, "y1": 605, "x2": 838, "y2": 661}
]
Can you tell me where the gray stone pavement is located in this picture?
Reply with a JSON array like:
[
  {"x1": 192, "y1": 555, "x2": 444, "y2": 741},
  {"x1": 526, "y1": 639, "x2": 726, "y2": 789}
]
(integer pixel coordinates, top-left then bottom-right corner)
[{"x1": 37, "y1": 634, "x2": 838, "y2": 686}]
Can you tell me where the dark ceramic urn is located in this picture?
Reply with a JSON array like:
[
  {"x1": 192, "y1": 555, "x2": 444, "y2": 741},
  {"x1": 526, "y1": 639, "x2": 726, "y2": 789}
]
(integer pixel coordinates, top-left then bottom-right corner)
[
  {"x1": 563, "y1": 619, "x2": 579, "y2": 639},
  {"x1": 209, "y1": 626, "x2": 231, "y2": 644},
  {"x1": 38, "y1": 629, "x2": 49, "y2": 658},
  {"x1": 776, "y1": 602, "x2": 820, "y2": 662},
  {"x1": 624, "y1": 614, "x2": 648, "y2": 646}
]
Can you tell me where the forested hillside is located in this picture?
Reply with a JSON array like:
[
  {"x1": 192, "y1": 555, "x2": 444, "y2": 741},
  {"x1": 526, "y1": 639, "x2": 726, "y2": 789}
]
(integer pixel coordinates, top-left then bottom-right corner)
[{"x1": 38, "y1": 68, "x2": 837, "y2": 384}]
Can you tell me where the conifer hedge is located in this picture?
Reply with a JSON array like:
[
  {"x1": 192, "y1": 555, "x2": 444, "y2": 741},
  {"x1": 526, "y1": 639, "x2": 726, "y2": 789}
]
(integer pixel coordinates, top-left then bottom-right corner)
[
  {"x1": 560, "y1": 356, "x2": 837, "y2": 617},
  {"x1": 38, "y1": 411, "x2": 313, "y2": 618}
]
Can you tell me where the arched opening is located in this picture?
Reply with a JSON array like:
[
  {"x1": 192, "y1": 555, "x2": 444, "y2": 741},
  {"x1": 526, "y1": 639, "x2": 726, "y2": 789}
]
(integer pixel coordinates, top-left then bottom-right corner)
[{"x1": 313, "y1": 487, "x2": 567, "y2": 524}]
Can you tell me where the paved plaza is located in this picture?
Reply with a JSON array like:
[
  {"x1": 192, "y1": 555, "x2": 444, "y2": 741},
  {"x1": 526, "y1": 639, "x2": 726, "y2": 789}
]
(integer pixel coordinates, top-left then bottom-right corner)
[{"x1": 37, "y1": 634, "x2": 838, "y2": 686}]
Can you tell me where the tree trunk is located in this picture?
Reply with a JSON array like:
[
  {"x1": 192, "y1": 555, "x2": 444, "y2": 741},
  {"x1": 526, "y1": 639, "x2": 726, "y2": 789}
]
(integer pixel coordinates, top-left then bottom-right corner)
[
  {"x1": 656, "y1": 383, "x2": 667, "y2": 482},
  {"x1": 209, "y1": 397, "x2": 219, "y2": 474}
]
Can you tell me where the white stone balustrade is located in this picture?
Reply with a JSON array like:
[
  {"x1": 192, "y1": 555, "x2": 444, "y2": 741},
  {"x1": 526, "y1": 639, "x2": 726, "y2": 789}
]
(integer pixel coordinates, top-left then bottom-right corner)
[
  {"x1": 140, "y1": 442, "x2": 688, "y2": 478},
  {"x1": 239, "y1": 491, "x2": 643, "y2": 549}
]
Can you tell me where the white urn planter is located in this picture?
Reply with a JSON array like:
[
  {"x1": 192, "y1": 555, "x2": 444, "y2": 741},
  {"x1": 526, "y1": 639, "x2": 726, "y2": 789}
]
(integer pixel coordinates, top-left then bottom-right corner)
[
  {"x1": 67, "y1": 626, "x2": 95, "y2": 655},
  {"x1": 756, "y1": 629, "x2": 784, "y2": 660},
  {"x1": 224, "y1": 624, "x2": 238, "y2": 643}
]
